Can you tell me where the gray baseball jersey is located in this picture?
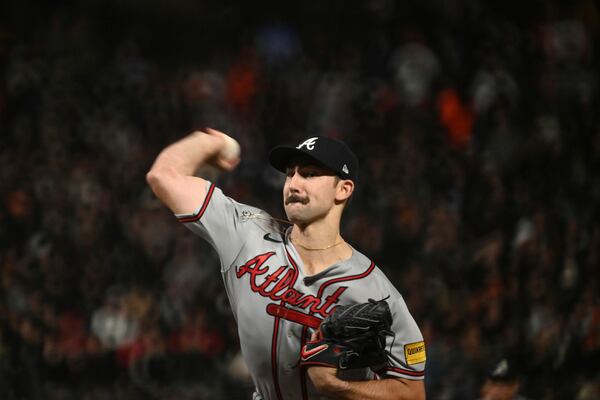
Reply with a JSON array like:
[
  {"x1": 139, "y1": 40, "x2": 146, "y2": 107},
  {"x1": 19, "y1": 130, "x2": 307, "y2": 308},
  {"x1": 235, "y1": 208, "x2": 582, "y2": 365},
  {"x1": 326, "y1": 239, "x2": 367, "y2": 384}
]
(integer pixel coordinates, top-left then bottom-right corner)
[{"x1": 175, "y1": 182, "x2": 426, "y2": 400}]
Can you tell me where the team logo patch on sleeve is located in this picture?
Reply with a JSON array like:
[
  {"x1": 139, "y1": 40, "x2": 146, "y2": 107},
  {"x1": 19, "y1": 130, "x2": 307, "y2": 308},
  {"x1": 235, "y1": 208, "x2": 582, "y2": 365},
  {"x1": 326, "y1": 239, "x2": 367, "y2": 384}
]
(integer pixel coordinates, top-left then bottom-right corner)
[{"x1": 404, "y1": 341, "x2": 426, "y2": 365}]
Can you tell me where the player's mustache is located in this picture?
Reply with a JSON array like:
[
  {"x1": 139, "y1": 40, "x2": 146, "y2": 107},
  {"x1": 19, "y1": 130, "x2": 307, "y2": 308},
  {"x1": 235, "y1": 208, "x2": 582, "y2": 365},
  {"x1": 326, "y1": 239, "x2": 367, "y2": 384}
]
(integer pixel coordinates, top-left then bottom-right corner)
[{"x1": 285, "y1": 194, "x2": 309, "y2": 205}]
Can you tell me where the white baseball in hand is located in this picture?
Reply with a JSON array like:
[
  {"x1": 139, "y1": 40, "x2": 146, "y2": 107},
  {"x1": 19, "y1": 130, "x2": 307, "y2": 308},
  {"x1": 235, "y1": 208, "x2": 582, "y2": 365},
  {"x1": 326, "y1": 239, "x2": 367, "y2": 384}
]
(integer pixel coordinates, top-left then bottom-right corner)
[{"x1": 219, "y1": 134, "x2": 241, "y2": 161}]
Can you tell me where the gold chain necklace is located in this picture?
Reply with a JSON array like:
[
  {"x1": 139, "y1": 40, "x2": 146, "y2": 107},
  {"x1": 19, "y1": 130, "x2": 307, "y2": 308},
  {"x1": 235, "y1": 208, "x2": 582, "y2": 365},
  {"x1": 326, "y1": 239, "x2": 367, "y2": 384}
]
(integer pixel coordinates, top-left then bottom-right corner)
[{"x1": 290, "y1": 237, "x2": 344, "y2": 251}]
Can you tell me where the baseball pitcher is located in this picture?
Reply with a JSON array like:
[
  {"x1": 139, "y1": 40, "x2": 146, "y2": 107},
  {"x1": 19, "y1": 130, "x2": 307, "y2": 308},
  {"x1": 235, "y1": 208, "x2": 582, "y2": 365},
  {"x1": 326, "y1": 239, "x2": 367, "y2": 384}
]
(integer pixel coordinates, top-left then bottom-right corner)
[{"x1": 147, "y1": 129, "x2": 426, "y2": 399}]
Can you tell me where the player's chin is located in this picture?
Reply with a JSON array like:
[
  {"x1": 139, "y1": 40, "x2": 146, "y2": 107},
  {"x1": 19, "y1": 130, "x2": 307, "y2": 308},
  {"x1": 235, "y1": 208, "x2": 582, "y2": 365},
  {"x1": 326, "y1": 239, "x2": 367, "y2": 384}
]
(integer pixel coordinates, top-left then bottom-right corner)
[
  {"x1": 285, "y1": 205, "x2": 308, "y2": 223},
  {"x1": 284, "y1": 209, "x2": 301, "y2": 223}
]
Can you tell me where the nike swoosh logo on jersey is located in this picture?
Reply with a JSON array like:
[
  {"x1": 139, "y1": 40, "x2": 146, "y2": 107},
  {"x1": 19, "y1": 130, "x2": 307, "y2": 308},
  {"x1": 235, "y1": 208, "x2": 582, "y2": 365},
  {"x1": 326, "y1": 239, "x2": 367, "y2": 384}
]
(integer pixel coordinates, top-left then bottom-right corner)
[
  {"x1": 301, "y1": 343, "x2": 329, "y2": 360},
  {"x1": 263, "y1": 233, "x2": 283, "y2": 243}
]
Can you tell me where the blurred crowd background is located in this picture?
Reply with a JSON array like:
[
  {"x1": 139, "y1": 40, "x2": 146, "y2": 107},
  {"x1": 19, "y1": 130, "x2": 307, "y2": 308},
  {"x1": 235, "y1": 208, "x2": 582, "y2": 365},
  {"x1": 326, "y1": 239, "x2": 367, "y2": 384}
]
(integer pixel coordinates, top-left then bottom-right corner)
[{"x1": 1, "y1": 0, "x2": 599, "y2": 399}]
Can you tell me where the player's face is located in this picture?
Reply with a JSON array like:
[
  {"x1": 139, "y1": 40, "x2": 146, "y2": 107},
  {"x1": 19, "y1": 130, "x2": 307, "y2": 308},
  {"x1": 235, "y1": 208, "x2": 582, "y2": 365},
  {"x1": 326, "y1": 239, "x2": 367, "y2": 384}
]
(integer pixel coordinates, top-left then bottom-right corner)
[{"x1": 283, "y1": 163, "x2": 340, "y2": 225}]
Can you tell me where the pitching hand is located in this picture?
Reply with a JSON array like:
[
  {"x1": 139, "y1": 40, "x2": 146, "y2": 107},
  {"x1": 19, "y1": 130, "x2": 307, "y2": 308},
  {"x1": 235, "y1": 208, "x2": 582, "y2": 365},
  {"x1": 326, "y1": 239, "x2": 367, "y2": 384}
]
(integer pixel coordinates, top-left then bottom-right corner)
[{"x1": 205, "y1": 128, "x2": 240, "y2": 171}]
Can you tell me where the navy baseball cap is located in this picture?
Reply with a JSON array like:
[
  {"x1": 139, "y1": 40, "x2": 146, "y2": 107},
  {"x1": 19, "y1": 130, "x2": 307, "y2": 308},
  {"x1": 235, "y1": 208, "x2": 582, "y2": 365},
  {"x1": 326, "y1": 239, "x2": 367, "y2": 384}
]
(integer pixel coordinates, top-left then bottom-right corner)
[{"x1": 269, "y1": 136, "x2": 359, "y2": 183}]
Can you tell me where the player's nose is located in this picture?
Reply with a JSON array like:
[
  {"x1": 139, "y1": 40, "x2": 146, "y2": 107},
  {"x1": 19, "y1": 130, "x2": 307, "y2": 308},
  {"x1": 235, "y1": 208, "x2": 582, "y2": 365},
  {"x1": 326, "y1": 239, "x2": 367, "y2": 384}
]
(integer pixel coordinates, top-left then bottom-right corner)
[{"x1": 286, "y1": 169, "x2": 304, "y2": 189}]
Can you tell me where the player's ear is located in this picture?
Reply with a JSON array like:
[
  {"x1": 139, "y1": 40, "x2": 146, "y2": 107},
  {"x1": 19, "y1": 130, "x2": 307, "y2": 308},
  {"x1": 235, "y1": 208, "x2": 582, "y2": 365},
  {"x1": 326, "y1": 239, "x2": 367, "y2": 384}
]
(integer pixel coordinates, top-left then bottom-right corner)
[{"x1": 335, "y1": 179, "x2": 354, "y2": 203}]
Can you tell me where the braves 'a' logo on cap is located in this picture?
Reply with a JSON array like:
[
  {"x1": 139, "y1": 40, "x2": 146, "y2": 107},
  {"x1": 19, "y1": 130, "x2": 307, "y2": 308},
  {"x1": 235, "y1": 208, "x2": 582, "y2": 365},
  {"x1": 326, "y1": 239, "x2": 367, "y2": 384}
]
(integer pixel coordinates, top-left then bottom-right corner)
[{"x1": 297, "y1": 137, "x2": 318, "y2": 151}]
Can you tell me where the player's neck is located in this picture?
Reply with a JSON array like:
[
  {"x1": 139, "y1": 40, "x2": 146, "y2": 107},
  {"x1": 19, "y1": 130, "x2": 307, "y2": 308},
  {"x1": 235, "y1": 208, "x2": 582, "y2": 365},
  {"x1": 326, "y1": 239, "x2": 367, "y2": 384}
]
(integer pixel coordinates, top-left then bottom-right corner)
[
  {"x1": 294, "y1": 243, "x2": 353, "y2": 276},
  {"x1": 290, "y1": 224, "x2": 352, "y2": 276},
  {"x1": 290, "y1": 219, "x2": 340, "y2": 247}
]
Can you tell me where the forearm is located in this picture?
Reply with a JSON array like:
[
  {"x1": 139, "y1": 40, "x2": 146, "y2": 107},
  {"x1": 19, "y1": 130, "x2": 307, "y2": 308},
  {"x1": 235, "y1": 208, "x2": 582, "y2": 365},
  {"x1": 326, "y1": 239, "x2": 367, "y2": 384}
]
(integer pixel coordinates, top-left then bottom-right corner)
[
  {"x1": 339, "y1": 380, "x2": 423, "y2": 400},
  {"x1": 146, "y1": 129, "x2": 238, "y2": 214},
  {"x1": 150, "y1": 131, "x2": 222, "y2": 177},
  {"x1": 317, "y1": 374, "x2": 425, "y2": 400}
]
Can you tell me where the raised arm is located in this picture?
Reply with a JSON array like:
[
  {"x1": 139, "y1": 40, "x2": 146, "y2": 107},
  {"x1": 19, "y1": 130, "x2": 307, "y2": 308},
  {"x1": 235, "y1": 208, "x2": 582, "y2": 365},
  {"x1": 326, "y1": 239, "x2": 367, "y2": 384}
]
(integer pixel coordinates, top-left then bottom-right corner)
[{"x1": 146, "y1": 128, "x2": 239, "y2": 215}]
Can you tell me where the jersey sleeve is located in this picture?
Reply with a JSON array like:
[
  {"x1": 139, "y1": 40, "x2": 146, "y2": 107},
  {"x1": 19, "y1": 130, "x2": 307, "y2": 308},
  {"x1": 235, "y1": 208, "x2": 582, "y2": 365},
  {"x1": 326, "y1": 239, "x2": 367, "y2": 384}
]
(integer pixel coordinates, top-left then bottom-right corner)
[
  {"x1": 378, "y1": 295, "x2": 426, "y2": 380},
  {"x1": 174, "y1": 181, "x2": 252, "y2": 272}
]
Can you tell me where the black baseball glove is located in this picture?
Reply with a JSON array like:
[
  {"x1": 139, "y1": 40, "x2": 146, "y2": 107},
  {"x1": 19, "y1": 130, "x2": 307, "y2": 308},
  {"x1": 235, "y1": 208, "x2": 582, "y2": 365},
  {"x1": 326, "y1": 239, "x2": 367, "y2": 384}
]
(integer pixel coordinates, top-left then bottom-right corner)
[{"x1": 300, "y1": 298, "x2": 394, "y2": 370}]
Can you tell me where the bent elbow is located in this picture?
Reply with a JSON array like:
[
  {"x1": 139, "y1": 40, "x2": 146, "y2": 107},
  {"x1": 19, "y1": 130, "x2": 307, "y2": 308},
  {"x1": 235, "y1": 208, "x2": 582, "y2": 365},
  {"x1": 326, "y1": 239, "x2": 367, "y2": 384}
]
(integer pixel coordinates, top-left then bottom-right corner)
[
  {"x1": 145, "y1": 169, "x2": 162, "y2": 191},
  {"x1": 146, "y1": 166, "x2": 175, "y2": 193},
  {"x1": 146, "y1": 168, "x2": 160, "y2": 186}
]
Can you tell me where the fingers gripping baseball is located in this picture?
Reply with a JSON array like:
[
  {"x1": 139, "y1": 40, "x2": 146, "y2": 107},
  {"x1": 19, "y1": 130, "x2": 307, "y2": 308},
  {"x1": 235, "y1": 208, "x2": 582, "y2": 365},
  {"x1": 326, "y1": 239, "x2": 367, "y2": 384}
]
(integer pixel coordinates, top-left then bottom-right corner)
[{"x1": 206, "y1": 127, "x2": 241, "y2": 171}]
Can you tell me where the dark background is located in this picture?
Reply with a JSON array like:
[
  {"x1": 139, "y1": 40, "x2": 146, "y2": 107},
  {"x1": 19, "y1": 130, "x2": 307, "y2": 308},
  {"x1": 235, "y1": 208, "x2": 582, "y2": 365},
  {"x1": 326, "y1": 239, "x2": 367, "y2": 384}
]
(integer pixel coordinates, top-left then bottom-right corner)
[{"x1": 1, "y1": 0, "x2": 599, "y2": 399}]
